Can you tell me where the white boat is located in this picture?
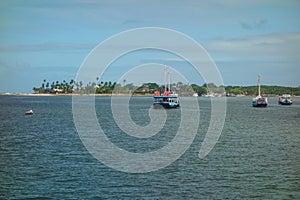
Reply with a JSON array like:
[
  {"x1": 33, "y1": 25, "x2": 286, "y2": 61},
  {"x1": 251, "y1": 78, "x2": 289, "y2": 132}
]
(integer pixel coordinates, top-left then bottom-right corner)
[
  {"x1": 278, "y1": 94, "x2": 293, "y2": 105},
  {"x1": 203, "y1": 93, "x2": 214, "y2": 98},
  {"x1": 25, "y1": 109, "x2": 33, "y2": 115},
  {"x1": 252, "y1": 75, "x2": 268, "y2": 107}
]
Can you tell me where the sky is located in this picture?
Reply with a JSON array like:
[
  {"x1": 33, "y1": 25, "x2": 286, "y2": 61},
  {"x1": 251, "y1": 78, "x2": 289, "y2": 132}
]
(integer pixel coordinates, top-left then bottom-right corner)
[{"x1": 0, "y1": 0, "x2": 299, "y2": 93}]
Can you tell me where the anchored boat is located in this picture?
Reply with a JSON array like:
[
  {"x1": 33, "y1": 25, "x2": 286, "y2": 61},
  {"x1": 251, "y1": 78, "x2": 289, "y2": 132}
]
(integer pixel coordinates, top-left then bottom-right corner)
[
  {"x1": 25, "y1": 109, "x2": 33, "y2": 115},
  {"x1": 153, "y1": 66, "x2": 180, "y2": 109},
  {"x1": 278, "y1": 94, "x2": 293, "y2": 105},
  {"x1": 252, "y1": 75, "x2": 268, "y2": 107},
  {"x1": 153, "y1": 91, "x2": 180, "y2": 109}
]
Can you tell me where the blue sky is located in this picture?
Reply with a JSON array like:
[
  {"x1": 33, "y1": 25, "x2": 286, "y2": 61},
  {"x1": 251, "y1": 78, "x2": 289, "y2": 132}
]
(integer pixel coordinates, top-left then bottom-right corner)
[{"x1": 0, "y1": 0, "x2": 299, "y2": 93}]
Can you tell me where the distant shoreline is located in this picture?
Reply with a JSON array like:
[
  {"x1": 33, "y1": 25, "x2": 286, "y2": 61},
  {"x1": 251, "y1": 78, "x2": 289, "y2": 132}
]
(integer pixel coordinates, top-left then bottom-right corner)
[
  {"x1": 0, "y1": 93, "x2": 153, "y2": 97},
  {"x1": 1, "y1": 93, "x2": 300, "y2": 98}
]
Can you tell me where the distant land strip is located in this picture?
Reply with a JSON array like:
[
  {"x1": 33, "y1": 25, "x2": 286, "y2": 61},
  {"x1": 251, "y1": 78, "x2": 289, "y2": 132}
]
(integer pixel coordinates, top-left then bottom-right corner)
[{"x1": 9, "y1": 79, "x2": 300, "y2": 96}]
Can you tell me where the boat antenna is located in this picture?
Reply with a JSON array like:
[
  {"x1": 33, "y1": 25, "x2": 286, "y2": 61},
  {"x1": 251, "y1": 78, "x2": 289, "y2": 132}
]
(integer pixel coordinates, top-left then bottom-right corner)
[{"x1": 258, "y1": 74, "x2": 261, "y2": 96}]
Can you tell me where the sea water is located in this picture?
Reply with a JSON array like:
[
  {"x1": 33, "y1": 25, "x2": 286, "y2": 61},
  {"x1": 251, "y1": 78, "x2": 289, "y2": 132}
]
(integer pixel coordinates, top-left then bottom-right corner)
[{"x1": 0, "y1": 96, "x2": 299, "y2": 199}]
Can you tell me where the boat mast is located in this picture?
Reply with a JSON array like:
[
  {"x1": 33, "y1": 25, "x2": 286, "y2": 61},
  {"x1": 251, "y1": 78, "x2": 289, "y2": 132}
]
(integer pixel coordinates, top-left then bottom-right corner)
[
  {"x1": 168, "y1": 67, "x2": 171, "y2": 92},
  {"x1": 164, "y1": 66, "x2": 167, "y2": 92},
  {"x1": 258, "y1": 75, "x2": 261, "y2": 97},
  {"x1": 206, "y1": 84, "x2": 210, "y2": 95}
]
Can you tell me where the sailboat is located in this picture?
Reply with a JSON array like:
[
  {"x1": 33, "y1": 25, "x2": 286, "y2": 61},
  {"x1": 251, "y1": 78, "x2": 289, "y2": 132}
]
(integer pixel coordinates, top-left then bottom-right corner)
[
  {"x1": 153, "y1": 66, "x2": 180, "y2": 109},
  {"x1": 252, "y1": 75, "x2": 268, "y2": 107},
  {"x1": 203, "y1": 84, "x2": 214, "y2": 97}
]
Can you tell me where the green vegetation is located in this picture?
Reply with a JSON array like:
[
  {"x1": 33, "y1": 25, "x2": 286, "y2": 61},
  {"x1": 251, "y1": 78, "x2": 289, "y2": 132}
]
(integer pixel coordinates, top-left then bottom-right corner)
[
  {"x1": 33, "y1": 79, "x2": 74, "y2": 94},
  {"x1": 33, "y1": 79, "x2": 300, "y2": 96},
  {"x1": 225, "y1": 85, "x2": 300, "y2": 96}
]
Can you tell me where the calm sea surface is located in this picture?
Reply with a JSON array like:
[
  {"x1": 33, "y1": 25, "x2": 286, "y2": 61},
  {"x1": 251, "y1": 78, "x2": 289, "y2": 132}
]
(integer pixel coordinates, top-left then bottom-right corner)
[{"x1": 0, "y1": 95, "x2": 299, "y2": 199}]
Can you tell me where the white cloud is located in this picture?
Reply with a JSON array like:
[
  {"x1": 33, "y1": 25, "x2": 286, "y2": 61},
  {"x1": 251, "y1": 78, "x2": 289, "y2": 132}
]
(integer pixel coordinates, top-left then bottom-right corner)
[{"x1": 207, "y1": 32, "x2": 300, "y2": 62}]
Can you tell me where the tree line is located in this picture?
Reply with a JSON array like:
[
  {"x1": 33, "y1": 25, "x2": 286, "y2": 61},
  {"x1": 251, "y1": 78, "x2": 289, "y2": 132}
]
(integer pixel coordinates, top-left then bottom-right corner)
[{"x1": 33, "y1": 79, "x2": 300, "y2": 96}]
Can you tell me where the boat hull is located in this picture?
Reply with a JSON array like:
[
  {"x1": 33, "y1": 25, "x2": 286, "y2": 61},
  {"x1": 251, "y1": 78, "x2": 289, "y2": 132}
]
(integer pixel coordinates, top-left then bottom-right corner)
[
  {"x1": 153, "y1": 94, "x2": 180, "y2": 109},
  {"x1": 153, "y1": 102, "x2": 180, "y2": 109},
  {"x1": 252, "y1": 102, "x2": 267, "y2": 107},
  {"x1": 278, "y1": 101, "x2": 292, "y2": 105}
]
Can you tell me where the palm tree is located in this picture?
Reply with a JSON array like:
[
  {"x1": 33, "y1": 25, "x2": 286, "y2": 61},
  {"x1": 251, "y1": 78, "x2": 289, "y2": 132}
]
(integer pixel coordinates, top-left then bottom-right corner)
[
  {"x1": 79, "y1": 81, "x2": 83, "y2": 92},
  {"x1": 51, "y1": 82, "x2": 55, "y2": 90},
  {"x1": 65, "y1": 83, "x2": 70, "y2": 93},
  {"x1": 75, "y1": 81, "x2": 79, "y2": 93},
  {"x1": 69, "y1": 80, "x2": 74, "y2": 93},
  {"x1": 33, "y1": 87, "x2": 39, "y2": 93}
]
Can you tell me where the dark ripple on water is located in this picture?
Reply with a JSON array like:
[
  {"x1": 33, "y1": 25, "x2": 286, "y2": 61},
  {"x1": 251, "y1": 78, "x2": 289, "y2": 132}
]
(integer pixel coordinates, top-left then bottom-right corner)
[{"x1": 0, "y1": 96, "x2": 299, "y2": 199}]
